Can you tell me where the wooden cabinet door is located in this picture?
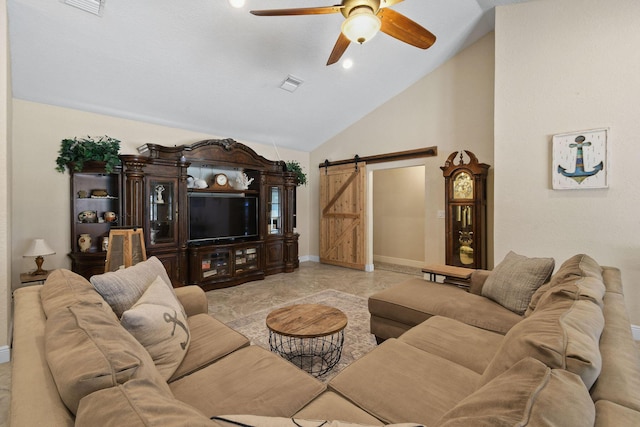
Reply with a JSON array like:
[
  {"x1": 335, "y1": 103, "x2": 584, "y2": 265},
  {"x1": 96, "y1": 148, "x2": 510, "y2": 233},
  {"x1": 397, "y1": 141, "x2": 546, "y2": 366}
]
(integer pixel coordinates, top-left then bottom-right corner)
[
  {"x1": 320, "y1": 163, "x2": 366, "y2": 270},
  {"x1": 265, "y1": 239, "x2": 284, "y2": 274}
]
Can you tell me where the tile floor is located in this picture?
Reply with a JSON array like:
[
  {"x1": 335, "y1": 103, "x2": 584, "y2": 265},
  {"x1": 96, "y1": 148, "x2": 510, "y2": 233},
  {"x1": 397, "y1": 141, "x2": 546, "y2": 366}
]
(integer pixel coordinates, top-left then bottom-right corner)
[{"x1": 0, "y1": 261, "x2": 419, "y2": 426}]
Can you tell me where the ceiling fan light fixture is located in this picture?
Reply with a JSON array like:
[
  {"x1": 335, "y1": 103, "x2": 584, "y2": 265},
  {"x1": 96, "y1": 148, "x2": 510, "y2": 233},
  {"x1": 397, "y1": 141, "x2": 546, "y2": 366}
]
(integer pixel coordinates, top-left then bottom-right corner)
[
  {"x1": 341, "y1": 7, "x2": 381, "y2": 44},
  {"x1": 228, "y1": 0, "x2": 245, "y2": 8}
]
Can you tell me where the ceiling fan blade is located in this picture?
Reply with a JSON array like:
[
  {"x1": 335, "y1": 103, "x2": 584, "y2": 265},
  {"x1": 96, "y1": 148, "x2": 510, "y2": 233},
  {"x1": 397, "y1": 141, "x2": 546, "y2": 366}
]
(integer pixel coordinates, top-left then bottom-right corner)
[
  {"x1": 378, "y1": 8, "x2": 436, "y2": 49},
  {"x1": 326, "y1": 32, "x2": 351, "y2": 65},
  {"x1": 250, "y1": 6, "x2": 342, "y2": 16}
]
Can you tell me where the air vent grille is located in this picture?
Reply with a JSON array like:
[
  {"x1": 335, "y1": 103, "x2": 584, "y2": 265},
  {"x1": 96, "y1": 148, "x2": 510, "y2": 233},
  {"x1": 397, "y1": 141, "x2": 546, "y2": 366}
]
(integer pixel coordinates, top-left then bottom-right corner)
[
  {"x1": 280, "y1": 75, "x2": 304, "y2": 93},
  {"x1": 64, "y1": 0, "x2": 104, "y2": 16}
]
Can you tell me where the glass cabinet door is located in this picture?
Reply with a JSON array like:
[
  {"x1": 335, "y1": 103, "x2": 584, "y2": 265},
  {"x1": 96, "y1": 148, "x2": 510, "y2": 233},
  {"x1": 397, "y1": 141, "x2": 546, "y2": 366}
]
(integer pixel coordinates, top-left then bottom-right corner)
[
  {"x1": 149, "y1": 180, "x2": 176, "y2": 245},
  {"x1": 268, "y1": 186, "x2": 282, "y2": 235}
]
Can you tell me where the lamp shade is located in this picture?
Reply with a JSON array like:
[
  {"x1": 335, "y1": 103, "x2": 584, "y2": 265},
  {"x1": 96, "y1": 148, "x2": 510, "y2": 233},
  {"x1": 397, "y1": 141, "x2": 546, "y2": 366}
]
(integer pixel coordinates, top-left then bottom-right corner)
[
  {"x1": 23, "y1": 239, "x2": 56, "y2": 258},
  {"x1": 341, "y1": 7, "x2": 381, "y2": 44}
]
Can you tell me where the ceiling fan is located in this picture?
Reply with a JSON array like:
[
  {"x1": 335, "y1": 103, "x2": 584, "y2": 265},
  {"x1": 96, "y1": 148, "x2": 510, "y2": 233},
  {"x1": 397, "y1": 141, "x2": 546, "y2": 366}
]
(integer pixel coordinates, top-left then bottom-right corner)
[{"x1": 250, "y1": 0, "x2": 436, "y2": 66}]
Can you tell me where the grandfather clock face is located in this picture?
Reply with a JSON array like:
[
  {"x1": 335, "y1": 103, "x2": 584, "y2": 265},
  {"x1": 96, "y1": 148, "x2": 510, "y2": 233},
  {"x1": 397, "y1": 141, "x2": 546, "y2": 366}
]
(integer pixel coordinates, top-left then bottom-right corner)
[{"x1": 453, "y1": 172, "x2": 473, "y2": 199}]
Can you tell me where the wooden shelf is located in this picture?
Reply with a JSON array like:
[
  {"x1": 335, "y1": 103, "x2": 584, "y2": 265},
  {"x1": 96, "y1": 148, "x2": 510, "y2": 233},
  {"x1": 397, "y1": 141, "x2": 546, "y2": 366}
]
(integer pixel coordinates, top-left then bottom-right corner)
[{"x1": 187, "y1": 188, "x2": 259, "y2": 195}]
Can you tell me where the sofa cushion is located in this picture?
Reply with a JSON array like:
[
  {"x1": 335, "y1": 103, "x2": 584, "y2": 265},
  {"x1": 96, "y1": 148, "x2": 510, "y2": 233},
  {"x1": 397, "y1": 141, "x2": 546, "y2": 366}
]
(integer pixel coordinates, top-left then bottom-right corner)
[
  {"x1": 591, "y1": 290, "x2": 640, "y2": 412},
  {"x1": 75, "y1": 379, "x2": 214, "y2": 427},
  {"x1": 11, "y1": 286, "x2": 76, "y2": 427},
  {"x1": 45, "y1": 301, "x2": 171, "y2": 414},
  {"x1": 480, "y1": 284, "x2": 604, "y2": 389},
  {"x1": 549, "y1": 253, "x2": 603, "y2": 287},
  {"x1": 481, "y1": 251, "x2": 555, "y2": 315},
  {"x1": 594, "y1": 400, "x2": 640, "y2": 427},
  {"x1": 398, "y1": 316, "x2": 503, "y2": 374},
  {"x1": 169, "y1": 313, "x2": 250, "y2": 382},
  {"x1": 328, "y1": 339, "x2": 479, "y2": 425},
  {"x1": 90, "y1": 256, "x2": 174, "y2": 317},
  {"x1": 369, "y1": 278, "x2": 522, "y2": 338},
  {"x1": 121, "y1": 275, "x2": 190, "y2": 380},
  {"x1": 436, "y1": 357, "x2": 595, "y2": 427},
  {"x1": 40, "y1": 268, "x2": 107, "y2": 318},
  {"x1": 170, "y1": 345, "x2": 326, "y2": 418},
  {"x1": 525, "y1": 254, "x2": 606, "y2": 316}
]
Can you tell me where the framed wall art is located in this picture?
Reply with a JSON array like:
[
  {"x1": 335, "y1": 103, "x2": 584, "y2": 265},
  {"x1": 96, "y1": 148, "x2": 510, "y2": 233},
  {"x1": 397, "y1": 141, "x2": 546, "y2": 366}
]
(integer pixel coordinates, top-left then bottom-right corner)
[{"x1": 552, "y1": 128, "x2": 609, "y2": 190}]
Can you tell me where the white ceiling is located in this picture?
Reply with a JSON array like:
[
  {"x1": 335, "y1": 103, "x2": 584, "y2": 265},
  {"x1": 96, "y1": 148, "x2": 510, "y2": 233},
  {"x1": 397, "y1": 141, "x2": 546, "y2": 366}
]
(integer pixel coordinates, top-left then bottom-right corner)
[{"x1": 7, "y1": 0, "x2": 525, "y2": 152}]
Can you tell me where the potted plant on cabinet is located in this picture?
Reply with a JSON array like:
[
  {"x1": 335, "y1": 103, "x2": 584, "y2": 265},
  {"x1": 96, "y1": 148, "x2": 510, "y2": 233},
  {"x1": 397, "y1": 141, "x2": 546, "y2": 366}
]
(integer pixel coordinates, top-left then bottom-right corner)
[
  {"x1": 285, "y1": 161, "x2": 307, "y2": 186},
  {"x1": 55, "y1": 135, "x2": 121, "y2": 173}
]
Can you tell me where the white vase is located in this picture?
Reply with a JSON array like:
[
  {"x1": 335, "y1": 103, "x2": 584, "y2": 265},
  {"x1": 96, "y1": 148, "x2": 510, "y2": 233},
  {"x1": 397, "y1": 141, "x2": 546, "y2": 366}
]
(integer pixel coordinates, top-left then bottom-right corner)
[{"x1": 78, "y1": 234, "x2": 92, "y2": 252}]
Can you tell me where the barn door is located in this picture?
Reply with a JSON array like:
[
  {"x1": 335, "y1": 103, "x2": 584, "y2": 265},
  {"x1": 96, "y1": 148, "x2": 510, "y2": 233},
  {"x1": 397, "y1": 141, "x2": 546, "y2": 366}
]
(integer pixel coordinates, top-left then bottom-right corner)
[{"x1": 320, "y1": 163, "x2": 366, "y2": 270}]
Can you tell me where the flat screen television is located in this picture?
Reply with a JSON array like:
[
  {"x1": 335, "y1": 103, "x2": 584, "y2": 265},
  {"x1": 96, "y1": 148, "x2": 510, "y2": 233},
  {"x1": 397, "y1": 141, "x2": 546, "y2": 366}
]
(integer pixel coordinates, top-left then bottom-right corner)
[{"x1": 188, "y1": 193, "x2": 258, "y2": 242}]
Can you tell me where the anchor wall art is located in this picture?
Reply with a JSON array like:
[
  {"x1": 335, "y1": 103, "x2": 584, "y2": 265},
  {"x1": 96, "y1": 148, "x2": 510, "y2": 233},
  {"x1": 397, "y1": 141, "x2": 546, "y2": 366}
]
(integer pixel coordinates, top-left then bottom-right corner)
[{"x1": 552, "y1": 128, "x2": 608, "y2": 190}]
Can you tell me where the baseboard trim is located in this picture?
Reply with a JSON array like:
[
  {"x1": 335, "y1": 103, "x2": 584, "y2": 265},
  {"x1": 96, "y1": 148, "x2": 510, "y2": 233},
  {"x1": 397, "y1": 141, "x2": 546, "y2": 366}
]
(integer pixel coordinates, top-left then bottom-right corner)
[
  {"x1": 303, "y1": 255, "x2": 320, "y2": 263},
  {"x1": 373, "y1": 255, "x2": 424, "y2": 269},
  {"x1": 632, "y1": 324, "x2": 640, "y2": 341},
  {"x1": 0, "y1": 345, "x2": 10, "y2": 364}
]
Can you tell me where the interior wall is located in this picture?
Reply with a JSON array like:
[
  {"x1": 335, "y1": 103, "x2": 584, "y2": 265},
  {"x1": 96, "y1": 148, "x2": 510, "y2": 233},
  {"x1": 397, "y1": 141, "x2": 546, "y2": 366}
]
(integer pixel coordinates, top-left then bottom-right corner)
[
  {"x1": 372, "y1": 166, "x2": 425, "y2": 267},
  {"x1": 494, "y1": 0, "x2": 640, "y2": 324},
  {"x1": 1, "y1": 0, "x2": 12, "y2": 361},
  {"x1": 310, "y1": 32, "x2": 496, "y2": 268},
  {"x1": 10, "y1": 100, "x2": 310, "y2": 288}
]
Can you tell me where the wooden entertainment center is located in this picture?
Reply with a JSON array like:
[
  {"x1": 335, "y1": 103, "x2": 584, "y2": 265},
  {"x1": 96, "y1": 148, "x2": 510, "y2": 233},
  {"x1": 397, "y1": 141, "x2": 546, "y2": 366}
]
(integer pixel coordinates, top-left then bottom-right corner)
[{"x1": 69, "y1": 138, "x2": 299, "y2": 289}]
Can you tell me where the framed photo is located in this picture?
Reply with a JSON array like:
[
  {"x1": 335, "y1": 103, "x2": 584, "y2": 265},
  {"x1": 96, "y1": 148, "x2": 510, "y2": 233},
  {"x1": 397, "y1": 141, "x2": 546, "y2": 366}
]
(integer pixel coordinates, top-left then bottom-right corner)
[{"x1": 552, "y1": 128, "x2": 608, "y2": 190}]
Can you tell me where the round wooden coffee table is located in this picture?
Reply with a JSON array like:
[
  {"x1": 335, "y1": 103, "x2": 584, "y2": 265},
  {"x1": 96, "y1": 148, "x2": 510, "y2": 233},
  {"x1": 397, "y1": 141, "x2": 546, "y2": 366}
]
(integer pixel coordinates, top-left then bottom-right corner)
[{"x1": 266, "y1": 304, "x2": 348, "y2": 377}]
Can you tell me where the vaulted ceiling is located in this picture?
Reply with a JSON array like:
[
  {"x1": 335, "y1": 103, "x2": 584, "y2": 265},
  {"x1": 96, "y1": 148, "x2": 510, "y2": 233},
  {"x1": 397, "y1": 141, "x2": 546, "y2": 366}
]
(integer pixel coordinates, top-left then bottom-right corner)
[{"x1": 7, "y1": 0, "x2": 526, "y2": 151}]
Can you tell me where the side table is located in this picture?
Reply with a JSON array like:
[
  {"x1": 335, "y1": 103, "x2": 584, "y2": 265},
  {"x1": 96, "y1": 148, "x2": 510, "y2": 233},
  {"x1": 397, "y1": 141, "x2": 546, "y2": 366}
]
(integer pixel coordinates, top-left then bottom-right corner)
[
  {"x1": 266, "y1": 303, "x2": 347, "y2": 377},
  {"x1": 20, "y1": 271, "x2": 52, "y2": 286},
  {"x1": 422, "y1": 264, "x2": 475, "y2": 289}
]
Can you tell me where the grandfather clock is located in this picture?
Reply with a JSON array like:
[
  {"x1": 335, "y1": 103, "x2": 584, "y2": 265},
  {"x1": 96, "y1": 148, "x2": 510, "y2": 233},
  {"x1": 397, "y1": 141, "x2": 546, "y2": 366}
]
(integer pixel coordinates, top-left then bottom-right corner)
[{"x1": 441, "y1": 151, "x2": 490, "y2": 269}]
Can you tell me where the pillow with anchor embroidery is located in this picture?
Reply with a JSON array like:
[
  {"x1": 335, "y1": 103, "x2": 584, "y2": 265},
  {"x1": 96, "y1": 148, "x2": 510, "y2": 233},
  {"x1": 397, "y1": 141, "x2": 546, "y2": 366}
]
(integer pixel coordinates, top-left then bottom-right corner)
[{"x1": 121, "y1": 275, "x2": 191, "y2": 380}]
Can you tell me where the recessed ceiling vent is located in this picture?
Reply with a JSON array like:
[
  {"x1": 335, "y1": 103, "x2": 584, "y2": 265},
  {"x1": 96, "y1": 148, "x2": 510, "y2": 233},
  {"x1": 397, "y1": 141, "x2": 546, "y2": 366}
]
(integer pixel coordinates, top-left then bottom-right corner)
[
  {"x1": 64, "y1": 0, "x2": 104, "y2": 16},
  {"x1": 280, "y1": 75, "x2": 303, "y2": 93}
]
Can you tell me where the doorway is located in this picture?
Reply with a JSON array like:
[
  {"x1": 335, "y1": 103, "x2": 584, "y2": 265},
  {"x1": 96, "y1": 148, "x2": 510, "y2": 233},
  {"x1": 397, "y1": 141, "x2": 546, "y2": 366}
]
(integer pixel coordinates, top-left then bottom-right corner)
[{"x1": 366, "y1": 159, "x2": 427, "y2": 272}]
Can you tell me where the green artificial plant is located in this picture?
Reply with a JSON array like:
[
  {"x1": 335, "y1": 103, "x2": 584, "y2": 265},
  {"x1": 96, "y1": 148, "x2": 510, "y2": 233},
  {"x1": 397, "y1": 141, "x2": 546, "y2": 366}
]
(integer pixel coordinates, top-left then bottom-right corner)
[
  {"x1": 285, "y1": 161, "x2": 307, "y2": 186},
  {"x1": 55, "y1": 135, "x2": 121, "y2": 173}
]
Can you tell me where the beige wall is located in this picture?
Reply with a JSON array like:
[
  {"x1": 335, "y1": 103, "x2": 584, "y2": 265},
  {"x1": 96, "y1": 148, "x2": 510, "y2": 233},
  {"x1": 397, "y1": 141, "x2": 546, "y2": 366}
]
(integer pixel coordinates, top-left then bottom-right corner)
[
  {"x1": 373, "y1": 167, "x2": 425, "y2": 267},
  {"x1": 1, "y1": 0, "x2": 11, "y2": 361},
  {"x1": 310, "y1": 32, "x2": 496, "y2": 268},
  {"x1": 495, "y1": 0, "x2": 640, "y2": 324},
  {"x1": 10, "y1": 101, "x2": 311, "y2": 288}
]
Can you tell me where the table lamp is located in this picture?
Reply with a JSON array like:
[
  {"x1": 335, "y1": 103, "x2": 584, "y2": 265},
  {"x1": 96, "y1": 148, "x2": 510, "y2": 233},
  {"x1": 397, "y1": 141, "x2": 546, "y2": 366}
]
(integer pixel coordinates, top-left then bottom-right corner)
[{"x1": 23, "y1": 238, "x2": 56, "y2": 275}]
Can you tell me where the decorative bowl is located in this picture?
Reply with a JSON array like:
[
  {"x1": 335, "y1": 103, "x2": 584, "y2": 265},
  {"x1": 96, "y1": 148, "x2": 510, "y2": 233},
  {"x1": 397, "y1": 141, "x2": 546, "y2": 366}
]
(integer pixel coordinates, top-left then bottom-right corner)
[
  {"x1": 78, "y1": 210, "x2": 97, "y2": 223},
  {"x1": 91, "y1": 189, "x2": 109, "y2": 197},
  {"x1": 103, "y1": 211, "x2": 117, "y2": 222}
]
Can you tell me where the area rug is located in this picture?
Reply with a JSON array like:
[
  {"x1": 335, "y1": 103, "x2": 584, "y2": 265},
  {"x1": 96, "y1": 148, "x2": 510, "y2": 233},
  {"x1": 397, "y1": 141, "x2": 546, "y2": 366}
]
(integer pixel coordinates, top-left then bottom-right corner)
[{"x1": 225, "y1": 289, "x2": 377, "y2": 382}]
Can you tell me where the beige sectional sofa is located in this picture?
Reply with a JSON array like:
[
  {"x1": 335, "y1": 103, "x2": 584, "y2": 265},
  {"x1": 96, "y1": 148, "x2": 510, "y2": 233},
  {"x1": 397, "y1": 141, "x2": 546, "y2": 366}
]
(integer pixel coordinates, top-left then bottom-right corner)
[
  {"x1": 365, "y1": 253, "x2": 640, "y2": 425},
  {"x1": 9, "y1": 254, "x2": 640, "y2": 426}
]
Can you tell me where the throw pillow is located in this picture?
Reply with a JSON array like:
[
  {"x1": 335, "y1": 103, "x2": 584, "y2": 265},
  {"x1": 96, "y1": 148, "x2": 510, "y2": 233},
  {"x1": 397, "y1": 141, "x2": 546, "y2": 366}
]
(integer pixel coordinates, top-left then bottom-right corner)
[
  {"x1": 436, "y1": 358, "x2": 595, "y2": 427},
  {"x1": 481, "y1": 251, "x2": 555, "y2": 315},
  {"x1": 479, "y1": 286, "x2": 604, "y2": 389},
  {"x1": 90, "y1": 256, "x2": 174, "y2": 317},
  {"x1": 121, "y1": 275, "x2": 190, "y2": 380}
]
